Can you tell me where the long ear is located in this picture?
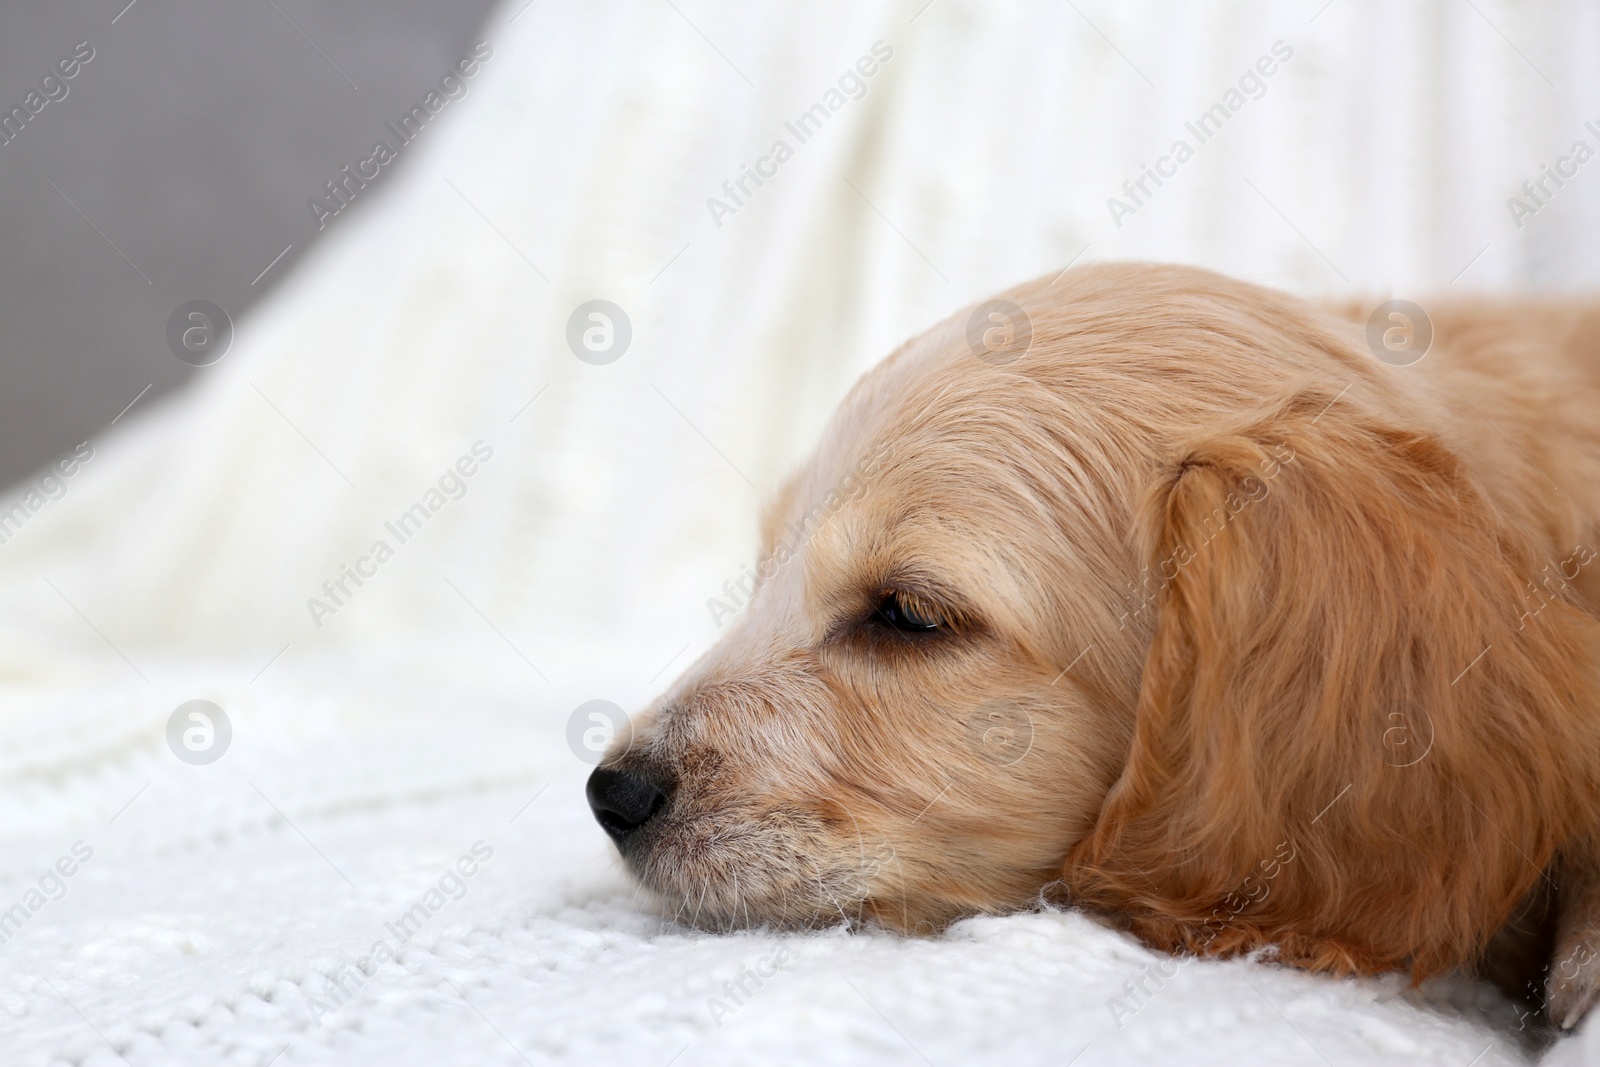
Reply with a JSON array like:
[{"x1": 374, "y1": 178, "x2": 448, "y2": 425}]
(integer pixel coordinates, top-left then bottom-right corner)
[{"x1": 1066, "y1": 390, "x2": 1600, "y2": 978}]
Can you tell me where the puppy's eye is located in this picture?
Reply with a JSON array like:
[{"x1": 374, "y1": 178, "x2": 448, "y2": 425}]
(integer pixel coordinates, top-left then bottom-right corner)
[{"x1": 875, "y1": 591, "x2": 943, "y2": 633}]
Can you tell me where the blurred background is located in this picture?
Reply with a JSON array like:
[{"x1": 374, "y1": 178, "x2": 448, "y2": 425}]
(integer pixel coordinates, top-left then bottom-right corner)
[
  {"x1": 3, "y1": 0, "x2": 1597, "y2": 670},
  {"x1": 0, "y1": 0, "x2": 502, "y2": 488},
  {"x1": 4, "y1": 1, "x2": 1600, "y2": 1064}
]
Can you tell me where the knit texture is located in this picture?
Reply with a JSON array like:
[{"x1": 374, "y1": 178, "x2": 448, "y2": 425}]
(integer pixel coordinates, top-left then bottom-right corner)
[{"x1": 3, "y1": 0, "x2": 1596, "y2": 1061}]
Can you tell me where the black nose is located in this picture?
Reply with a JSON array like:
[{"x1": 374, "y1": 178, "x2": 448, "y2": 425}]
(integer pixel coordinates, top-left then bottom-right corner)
[{"x1": 586, "y1": 767, "x2": 670, "y2": 841}]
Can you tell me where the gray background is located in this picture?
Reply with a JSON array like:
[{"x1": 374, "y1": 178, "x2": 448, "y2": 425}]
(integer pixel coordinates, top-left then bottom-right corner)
[{"x1": 0, "y1": 0, "x2": 502, "y2": 487}]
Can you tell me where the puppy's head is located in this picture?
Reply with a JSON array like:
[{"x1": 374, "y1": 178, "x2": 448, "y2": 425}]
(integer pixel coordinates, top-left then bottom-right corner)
[
  {"x1": 590, "y1": 267, "x2": 1167, "y2": 932},
  {"x1": 591, "y1": 264, "x2": 1600, "y2": 974}
]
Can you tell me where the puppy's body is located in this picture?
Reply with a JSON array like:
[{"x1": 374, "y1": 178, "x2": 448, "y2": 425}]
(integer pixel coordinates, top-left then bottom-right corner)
[{"x1": 591, "y1": 264, "x2": 1600, "y2": 1026}]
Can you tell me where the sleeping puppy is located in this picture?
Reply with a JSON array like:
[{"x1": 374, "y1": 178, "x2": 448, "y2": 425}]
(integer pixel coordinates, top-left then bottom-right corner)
[{"x1": 587, "y1": 262, "x2": 1600, "y2": 1028}]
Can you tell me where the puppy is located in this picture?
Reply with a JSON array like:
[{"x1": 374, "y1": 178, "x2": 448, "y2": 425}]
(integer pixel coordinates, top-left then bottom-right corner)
[{"x1": 588, "y1": 263, "x2": 1600, "y2": 1028}]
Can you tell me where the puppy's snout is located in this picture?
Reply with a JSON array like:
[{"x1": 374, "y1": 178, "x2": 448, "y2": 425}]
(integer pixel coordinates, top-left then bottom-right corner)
[{"x1": 586, "y1": 766, "x2": 671, "y2": 842}]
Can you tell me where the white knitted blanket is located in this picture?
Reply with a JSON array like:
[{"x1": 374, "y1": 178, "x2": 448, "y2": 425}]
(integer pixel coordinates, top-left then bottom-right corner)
[{"x1": 4, "y1": 0, "x2": 1599, "y2": 1062}]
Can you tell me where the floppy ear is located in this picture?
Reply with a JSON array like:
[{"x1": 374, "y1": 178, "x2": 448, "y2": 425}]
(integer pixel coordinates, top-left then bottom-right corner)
[{"x1": 1065, "y1": 390, "x2": 1600, "y2": 977}]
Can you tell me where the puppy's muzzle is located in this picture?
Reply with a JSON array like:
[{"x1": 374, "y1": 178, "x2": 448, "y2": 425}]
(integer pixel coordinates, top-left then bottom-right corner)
[{"x1": 586, "y1": 766, "x2": 672, "y2": 842}]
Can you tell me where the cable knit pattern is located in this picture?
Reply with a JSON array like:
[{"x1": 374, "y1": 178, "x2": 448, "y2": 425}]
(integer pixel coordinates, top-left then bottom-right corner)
[{"x1": 3, "y1": 0, "x2": 1597, "y2": 1061}]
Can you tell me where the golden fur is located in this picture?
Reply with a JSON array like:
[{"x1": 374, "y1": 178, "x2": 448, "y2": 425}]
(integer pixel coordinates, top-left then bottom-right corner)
[{"x1": 596, "y1": 263, "x2": 1600, "y2": 1026}]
